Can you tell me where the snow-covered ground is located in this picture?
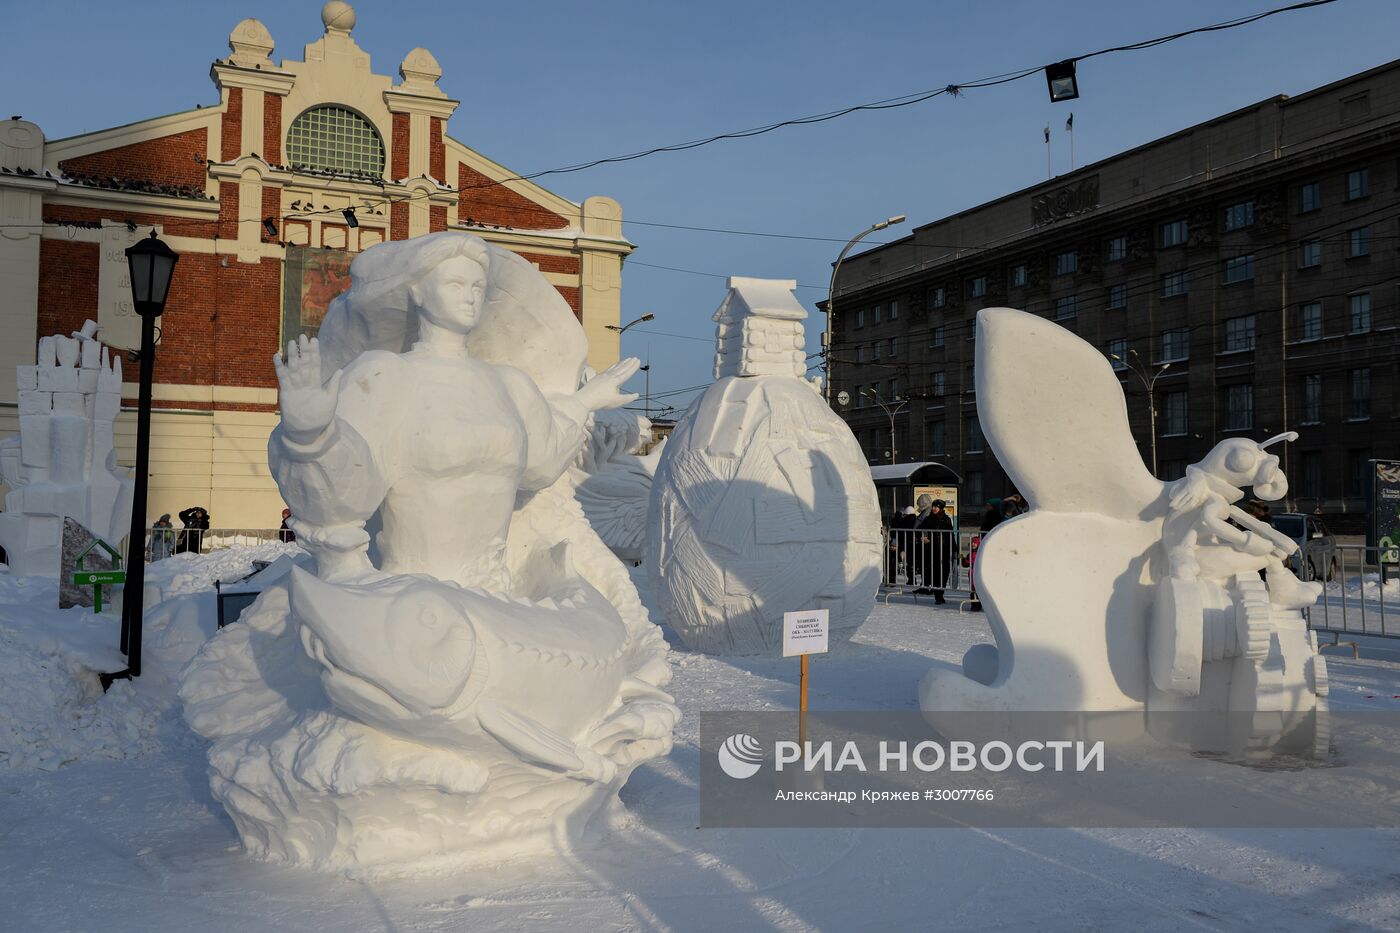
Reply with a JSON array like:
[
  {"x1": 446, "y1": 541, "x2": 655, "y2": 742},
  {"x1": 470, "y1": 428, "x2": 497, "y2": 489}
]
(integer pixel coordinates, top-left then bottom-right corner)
[{"x1": 2, "y1": 553, "x2": 1400, "y2": 931}]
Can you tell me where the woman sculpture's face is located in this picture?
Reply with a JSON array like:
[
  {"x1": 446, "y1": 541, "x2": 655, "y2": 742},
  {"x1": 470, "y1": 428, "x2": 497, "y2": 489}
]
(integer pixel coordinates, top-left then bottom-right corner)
[{"x1": 414, "y1": 255, "x2": 487, "y2": 332}]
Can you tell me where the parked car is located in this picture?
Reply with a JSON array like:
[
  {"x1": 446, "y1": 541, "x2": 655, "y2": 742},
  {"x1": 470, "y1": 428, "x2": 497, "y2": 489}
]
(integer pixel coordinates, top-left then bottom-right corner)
[{"x1": 1270, "y1": 513, "x2": 1337, "y2": 581}]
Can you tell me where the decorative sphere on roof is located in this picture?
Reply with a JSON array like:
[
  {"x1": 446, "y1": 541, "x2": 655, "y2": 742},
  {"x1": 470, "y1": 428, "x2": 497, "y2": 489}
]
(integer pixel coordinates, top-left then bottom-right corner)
[{"x1": 322, "y1": 1, "x2": 356, "y2": 32}]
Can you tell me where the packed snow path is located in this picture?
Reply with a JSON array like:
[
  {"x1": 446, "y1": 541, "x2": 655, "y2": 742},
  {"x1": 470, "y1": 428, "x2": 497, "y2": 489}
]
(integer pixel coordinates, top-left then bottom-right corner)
[{"x1": 2, "y1": 557, "x2": 1399, "y2": 932}]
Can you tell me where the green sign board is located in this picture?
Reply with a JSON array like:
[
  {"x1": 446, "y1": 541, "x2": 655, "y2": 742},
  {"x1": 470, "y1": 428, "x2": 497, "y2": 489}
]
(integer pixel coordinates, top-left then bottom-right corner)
[{"x1": 73, "y1": 570, "x2": 126, "y2": 586}]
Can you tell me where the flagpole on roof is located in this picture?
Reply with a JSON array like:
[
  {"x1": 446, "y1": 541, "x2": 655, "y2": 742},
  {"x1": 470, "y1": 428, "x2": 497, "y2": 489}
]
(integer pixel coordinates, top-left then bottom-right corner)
[
  {"x1": 1044, "y1": 124, "x2": 1051, "y2": 180},
  {"x1": 1067, "y1": 113, "x2": 1075, "y2": 171}
]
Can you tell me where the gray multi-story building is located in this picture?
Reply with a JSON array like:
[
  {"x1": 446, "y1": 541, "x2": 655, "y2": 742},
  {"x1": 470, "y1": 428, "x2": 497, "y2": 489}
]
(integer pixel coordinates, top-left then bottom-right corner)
[{"x1": 828, "y1": 59, "x2": 1400, "y2": 527}]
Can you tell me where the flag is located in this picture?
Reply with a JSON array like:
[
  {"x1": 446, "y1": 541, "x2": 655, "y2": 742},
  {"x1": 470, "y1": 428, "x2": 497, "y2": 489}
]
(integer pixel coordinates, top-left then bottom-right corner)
[
  {"x1": 1044, "y1": 124, "x2": 1050, "y2": 144},
  {"x1": 1066, "y1": 113, "x2": 1074, "y2": 132}
]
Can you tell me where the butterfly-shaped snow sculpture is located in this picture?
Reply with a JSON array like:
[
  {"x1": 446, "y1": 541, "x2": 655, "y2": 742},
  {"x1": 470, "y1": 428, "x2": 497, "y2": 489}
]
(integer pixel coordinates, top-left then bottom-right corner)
[{"x1": 919, "y1": 308, "x2": 1328, "y2": 759}]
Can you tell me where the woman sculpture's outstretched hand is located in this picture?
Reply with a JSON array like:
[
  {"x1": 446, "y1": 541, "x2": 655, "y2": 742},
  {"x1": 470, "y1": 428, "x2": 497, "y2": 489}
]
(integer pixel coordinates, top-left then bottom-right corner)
[
  {"x1": 574, "y1": 357, "x2": 641, "y2": 412},
  {"x1": 274, "y1": 335, "x2": 342, "y2": 445}
]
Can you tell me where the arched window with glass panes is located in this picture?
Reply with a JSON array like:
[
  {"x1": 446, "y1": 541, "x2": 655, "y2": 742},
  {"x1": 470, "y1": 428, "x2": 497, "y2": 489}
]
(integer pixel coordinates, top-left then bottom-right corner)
[{"x1": 285, "y1": 105, "x2": 385, "y2": 175}]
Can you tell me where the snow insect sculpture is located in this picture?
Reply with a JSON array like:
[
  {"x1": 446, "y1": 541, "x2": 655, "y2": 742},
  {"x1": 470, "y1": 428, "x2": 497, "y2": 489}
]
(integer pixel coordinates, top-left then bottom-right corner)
[
  {"x1": 180, "y1": 232, "x2": 678, "y2": 872},
  {"x1": 0, "y1": 320, "x2": 132, "y2": 578},
  {"x1": 649, "y1": 277, "x2": 881, "y2": 655},
  {"x1": 920, "y1": 308, "x2": 1328, "y2": 758}
]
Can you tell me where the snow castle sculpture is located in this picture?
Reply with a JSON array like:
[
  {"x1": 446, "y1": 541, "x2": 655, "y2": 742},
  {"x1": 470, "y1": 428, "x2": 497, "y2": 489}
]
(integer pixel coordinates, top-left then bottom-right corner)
[
  {"x1": 0, "y1": 320, "x2": 132, "y2": 578},
  {"x1": 180, "y1": 232, "x2": 678, "y2": 872},
  {"x1": 920, "y1": 308, "x2": 1329, "y2": 758},
  {"x1": 648, "y1": 277, "x2": 881, "y2": 655}
]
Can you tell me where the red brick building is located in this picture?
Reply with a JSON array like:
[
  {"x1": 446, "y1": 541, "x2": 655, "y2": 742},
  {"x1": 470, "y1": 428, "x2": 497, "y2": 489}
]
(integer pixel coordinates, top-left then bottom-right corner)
[{"x1": 0, "y1": 3, "x2": 633, "y2": 528}]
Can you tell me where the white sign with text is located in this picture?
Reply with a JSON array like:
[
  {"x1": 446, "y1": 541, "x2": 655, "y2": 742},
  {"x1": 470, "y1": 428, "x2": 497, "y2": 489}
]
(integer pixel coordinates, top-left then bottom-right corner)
[{"x1": 782, "y1": 609, "x2": 830, "y2": 657}]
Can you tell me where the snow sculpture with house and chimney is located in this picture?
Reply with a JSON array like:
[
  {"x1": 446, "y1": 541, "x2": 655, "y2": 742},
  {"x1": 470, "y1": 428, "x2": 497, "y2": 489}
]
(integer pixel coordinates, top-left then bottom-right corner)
[
  {"x1": 0, "y1": 320, "x2": 133, "y2": 580},
  {"x1": 179, "y1": 232, "x2": 678, "y2": 873},
  {"x1": 648, "y1": 277, "x2": 881, "y2": 656},
  {"x1": 920, "y1": 307, "x2": 1329, "y2": 758}
]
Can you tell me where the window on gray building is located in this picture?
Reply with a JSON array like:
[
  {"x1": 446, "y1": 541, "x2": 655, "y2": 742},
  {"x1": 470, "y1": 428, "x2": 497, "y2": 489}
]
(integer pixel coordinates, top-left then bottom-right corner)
[
  {"x1": 888, "y1": 337, "x2": 898, "y2": 357},
  {"x1": 871, "y1": 340, "x2": 881, "y2": 361},
  {"x1": 1350, "y1": 368, "x2": 1371, "y2": 419},
  {"x1": 1346, "y1": 168, "x2": 1369, "y2": 201},
  {"x1": 969, "y1": 276, "x2": 987, "y2": 298},
  {"x1": 1348, "y1": 449, "x2": 1370, "y2": 498},
  {"x1": 931, "y1": 371, "x2": 945, "y2": 397},
  {"x1": 1350, "y1": 293, "x2": 1372, "y2": 333},
  {"x1": 1299, "y1": 239, "x2": 1322, "y2": 268},
  {"x1": 1297, "y1": 302, "x2": 1322, "y2": 341},
  {"x1": 930, "y1": 286, "x2": 946, "y2": 308},
  {"x1": 1163, "y1": 391, "x2": 1188, "y2": 436},
  {"x1": 966, "y1": 470, "x2": 985, "y2": 507},
  {"x1": 1055, "y1": 295, "x2": 1078, "y2": 319},
  {"x1": 856, "y1": 344, "x2": 866, "y2": 363},
  {"x1": 1224, "y1": 314, "x2": 1256, "y2": 352},
  {"x1": 1161, "y1": 327, "x2": 1190, "y2": 362},
  {"x1": 1299, "y1": 181, "x2": 1321, "y2": 213},
  {"x1": 966, "y1": 416, "x2": 985, "y2": 453},
  {"x1": 1224, "y1": 384, "x2": 1254, "y2": 430},
  {"x1": 855, "y1": 308, "x2": 865, "y2": 328},
  {"x1": 1223, "y1": 201, "x2": 1254, "y2": 231},
  {"x1": 1300, "y1": 374, "x2": 1322, "y2": 423},
  {"x1": 1107, "y1": 283, "x2": 1127, "y2": 309},
  {"x1": 1348, "y1": 226, "x2": 1371, "y2": 258},
  {"x1": 1223, "y1": 255, "x2": 1255, "y2": 284},
  {"x1": 889, "y1": 300, "x2": 899, "y2": 321},
  {"x1": 1055, "y1": 250, "x2": 1078, "y2": 275},
  {"x1": 929, "y1": 326, "x2": 945, "y2": 348},
  {"x1": 1161, "y1": 270, "x2": 1189, "y2": 297},
  {"x1": 1106, "y1": 236, "x2": 1128, "y2": 262},
  {"x1": 1106, "y1": 338, "x2": 1127, "y2": 369},
  {"x1": 1160, "y1": 219, "x2": 1189, "y2": 247},
  {"x1": 873, "y1": 304, "x2": 883, "y2": 324},
  {"x1": 928, "y1": 420, "x2": 945, "y2": 457},
  {"x1": 1300, "y1": 451, "x2": 1323, "y2": 498},
  {"x1": 1011, "y1": 264, "x2": 1027, "y2": 287}
]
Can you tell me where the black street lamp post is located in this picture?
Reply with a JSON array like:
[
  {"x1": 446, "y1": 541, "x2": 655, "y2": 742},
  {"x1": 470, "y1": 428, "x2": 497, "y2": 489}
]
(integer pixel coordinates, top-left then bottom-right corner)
[{"x1": 117, "y1": 231, "x2": 178, "y2": 679}]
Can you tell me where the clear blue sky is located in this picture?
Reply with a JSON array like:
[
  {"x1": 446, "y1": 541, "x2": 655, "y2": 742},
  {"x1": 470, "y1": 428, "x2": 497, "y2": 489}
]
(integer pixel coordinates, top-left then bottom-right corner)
[{"x1": 4, "y1": 0, "x2": 1397, "y2": 413}]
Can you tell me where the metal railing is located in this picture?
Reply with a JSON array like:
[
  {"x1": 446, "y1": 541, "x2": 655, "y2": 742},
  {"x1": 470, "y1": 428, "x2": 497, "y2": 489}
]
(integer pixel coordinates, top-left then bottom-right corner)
[
  {"x1": 1304, "y1": 543, "x2": 1398, "y2": 646},
  {"x1": 140, "y1": 526, "x2": 291, "y2": 560},
  {"x1": 881, "y1": 527, "x2": 967, "y2": 602}
]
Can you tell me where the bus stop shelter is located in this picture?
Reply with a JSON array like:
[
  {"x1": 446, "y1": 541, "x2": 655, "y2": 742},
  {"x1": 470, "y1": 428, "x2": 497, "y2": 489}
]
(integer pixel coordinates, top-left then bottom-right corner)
[{"x1": 868, "y1": 462, "x2": 962, "y2": 525}]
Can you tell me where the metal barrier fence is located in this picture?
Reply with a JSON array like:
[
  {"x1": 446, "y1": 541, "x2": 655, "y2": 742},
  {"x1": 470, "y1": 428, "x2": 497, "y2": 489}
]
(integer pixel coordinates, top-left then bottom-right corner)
[
  {"x1": 881, "y1": 527, "x2": 967, "y2": 602},
  {"x1": 1303, "y1": 543, "x2": 1398, "y2": 647},
  {"x1": 140, "y1": 527, "x2": 290, "y2": 561}
]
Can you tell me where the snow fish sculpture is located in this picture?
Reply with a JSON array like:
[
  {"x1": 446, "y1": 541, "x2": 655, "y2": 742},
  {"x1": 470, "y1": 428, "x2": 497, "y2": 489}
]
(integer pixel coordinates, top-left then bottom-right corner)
[
  {"x1": 919, "y1": 308, "x2": 1328, "y2": 758},
  {"x1": 648, "y1": 277, "x2": 881, "y2": 656},
  {"x1": 180, "y1": 232, "x2": 678, "y2": 873}
]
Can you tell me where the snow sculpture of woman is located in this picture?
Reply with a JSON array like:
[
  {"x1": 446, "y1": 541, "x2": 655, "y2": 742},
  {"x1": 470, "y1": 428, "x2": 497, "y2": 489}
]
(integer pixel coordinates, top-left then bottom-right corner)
[{"x1": 180, "y1": 233, "x2": 678, "y2": 872}]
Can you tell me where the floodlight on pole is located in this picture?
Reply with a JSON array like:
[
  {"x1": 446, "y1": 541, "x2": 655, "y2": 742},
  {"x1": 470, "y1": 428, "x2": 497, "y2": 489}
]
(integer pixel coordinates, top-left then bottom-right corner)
[
  {"x1": 825, "y1": 216, "x2": 906, "y2": 407},
  {"x1": 1045, "y1": 60, "x2": 1079, "y2": 102}
]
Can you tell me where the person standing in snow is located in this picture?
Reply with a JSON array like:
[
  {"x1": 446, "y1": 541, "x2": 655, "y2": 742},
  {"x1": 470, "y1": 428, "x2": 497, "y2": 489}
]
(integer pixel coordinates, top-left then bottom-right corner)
[
  {"x1": 889, "y1": 505, "x2": 916, "y2": 585},
  {"x1": 278, "y1": 508, "x2": 297, "y2": 543},
  {"x1": 176, "y1": 506, "x2": 210, "y2": 554},
  {"x1": 149, "y1": 514, "x2": 175, "y2": 562},
  {"x1": 916, "y1": 498, "x2": 954, "y2": 604}
]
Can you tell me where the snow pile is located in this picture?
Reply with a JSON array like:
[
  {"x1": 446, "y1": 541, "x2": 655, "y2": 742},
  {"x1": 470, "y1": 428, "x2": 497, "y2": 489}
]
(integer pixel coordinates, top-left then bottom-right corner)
[
  {"x1": 0, "y1": 547, "x2": 272, "y2": 772},
  {"x1": 142, "y1": 540, "x2": 301, "y2": 603},
  {"x1": 1326, "y1": 571, "x2": 1400, "y2": 602}
]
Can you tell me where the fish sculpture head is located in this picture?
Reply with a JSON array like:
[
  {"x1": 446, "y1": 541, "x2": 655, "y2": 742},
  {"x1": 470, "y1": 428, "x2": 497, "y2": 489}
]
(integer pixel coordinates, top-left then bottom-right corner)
[{"x1": 290, "y1": 566, "x2": 482, "y2": 727}]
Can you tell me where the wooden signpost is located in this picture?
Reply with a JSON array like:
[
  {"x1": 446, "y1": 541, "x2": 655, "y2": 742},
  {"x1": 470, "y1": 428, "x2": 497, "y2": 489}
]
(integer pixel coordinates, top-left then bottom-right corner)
[{"x1": 783, "y1": 609, "x2": 830, "y2": 746}]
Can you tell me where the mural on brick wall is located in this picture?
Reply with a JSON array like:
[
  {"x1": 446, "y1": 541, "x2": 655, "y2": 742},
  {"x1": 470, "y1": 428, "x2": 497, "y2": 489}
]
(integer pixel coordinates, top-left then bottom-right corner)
[{"x1": 281, "y1": 245, "x2": 353, "y2": 343}]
